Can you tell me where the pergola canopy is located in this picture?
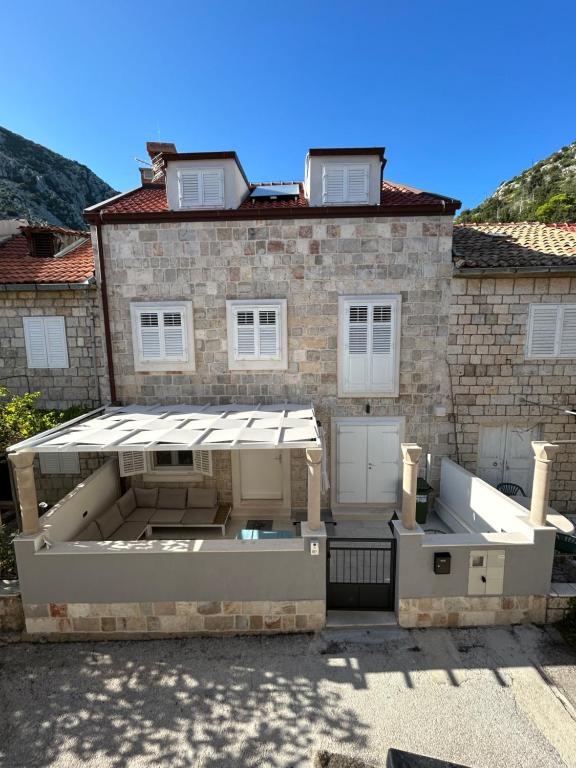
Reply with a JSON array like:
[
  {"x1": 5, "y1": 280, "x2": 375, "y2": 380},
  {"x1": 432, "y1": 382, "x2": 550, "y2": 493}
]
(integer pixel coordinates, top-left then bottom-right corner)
[{"x1": 10, "y1": 403, "x2": 322, "y2": 454}]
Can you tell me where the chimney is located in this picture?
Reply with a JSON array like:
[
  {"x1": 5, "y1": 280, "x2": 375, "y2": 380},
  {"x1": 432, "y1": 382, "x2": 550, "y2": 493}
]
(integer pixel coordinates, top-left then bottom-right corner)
[
  {"x1": 146, "y1": 142, "x2": 177, "y2": 182},
  {"x1": 139, "y1": 167, "x2": 155, "y2": 185}
]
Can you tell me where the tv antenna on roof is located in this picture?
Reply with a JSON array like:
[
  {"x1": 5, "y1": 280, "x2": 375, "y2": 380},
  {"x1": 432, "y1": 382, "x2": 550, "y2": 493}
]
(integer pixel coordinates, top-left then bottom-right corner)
[{"x1": 134, "y1": 157, "x2": 152, "y2": 166}]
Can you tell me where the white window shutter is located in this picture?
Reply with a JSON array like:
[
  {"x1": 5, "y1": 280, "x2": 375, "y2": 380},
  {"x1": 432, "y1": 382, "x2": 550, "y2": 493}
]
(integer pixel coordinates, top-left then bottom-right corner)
[
  {"x1": 345, "y1": 304, "x2": 370, "y2": 392},
  {"x1": 45, "y1": 317, "x2": 69, "y2": 368},
  {"x1": 39, "y1": 453, "x2": 61, "y2": 475},
  {"x1": 193, "y1": 450, "x2": 213, "y2": 476},
  {"x1": 346, "y1": 165, "x2": 369, "y2": 203},
  {"x1": 139, "y1": 312, "x2": 162, "y2": 359},
  {"x1": 559, "y1": 306, "x2": 576, "y2": 357},
  {"x1": 528, "y1": 306, "x2": 559, "y2": 357},
  {"x1": 39, "y1": 453, "x2": 80, "y2": 474},
  {"x1": 24, "y1": 317, "x2": 48, "y2": 368},
  {"x1": 322, "y1": 167, "x2": 345, "y2": 203},
  {"x1": 235, "y1": 310, "x2": 256, "y2": 358},
  {"x1": 258, "y1": 309, "x2": 280, "y2": 358},
  {"x1": 342, "y1": 299, "x2": 398, "y2": 395},
  {"x1": 60, "y1": 453, "x2": 80, "y2": 474},
  {"x1": 179, "y1": 171, "x2": 200, "y2": 207},
  {"x1": 162, "y1": 312, "x2": 186, "y2": 360},
  {"x1": 118, "y1": 451, "x2": 147, "y2": 477},
  {"x1": 370, "y1": 304, "x2": 394, "y2": 391},
  {"x1": 201, "y1": 170, "x2": 224, "y2": 207}
]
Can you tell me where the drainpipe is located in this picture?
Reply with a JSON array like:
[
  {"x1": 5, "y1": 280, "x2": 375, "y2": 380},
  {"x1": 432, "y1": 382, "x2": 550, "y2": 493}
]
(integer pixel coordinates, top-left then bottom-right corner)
[{"x1": 95, "y1": 218, "x2": 117, "y2": 404}]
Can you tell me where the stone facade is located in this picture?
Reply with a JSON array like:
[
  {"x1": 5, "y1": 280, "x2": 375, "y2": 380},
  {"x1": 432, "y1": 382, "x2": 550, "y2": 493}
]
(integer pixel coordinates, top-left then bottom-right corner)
[
  {"x1": 22, "y1": 599, "x2": 325, "y2": 638},
  {"x1": 398, "y1": 595, "x2": 548, "y2": 628},
  {"x1": 96, "y1": 215, "x2": 454, "y2": 495},
  {"x1": 448, "y1": 275, "x2": 576, "y2": 512},
  {"x1": 0, "y1": 287, "x2": 108, "y2": 410},
  {"x1": 0, "y1": 582, "x2": 24, "y2": 632},
  {"x1": 546, "y1": 585, "x2": 576, "y2": 623},
  {"x1": 34, "y1": 453, "x2": 109, "y2": 507}
]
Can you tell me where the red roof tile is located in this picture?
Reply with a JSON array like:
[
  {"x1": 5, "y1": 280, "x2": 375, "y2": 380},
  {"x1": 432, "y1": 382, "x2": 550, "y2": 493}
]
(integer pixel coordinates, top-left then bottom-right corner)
[
  {"x1": 0, "y1": 234, "x2": 95, "y2": 284},
  {"x1": 89, "y1": 180, "x2": 459, "y2": 218},
  {"x1": 548, "y1": 223, "x2": 576, "y2": 232}
]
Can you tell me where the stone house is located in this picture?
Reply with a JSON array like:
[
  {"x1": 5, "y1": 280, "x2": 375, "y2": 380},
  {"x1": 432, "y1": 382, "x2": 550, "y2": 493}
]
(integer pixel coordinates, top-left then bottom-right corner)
[{"x1": 450, "y1": 222, "x2": 576, "y2": 514}]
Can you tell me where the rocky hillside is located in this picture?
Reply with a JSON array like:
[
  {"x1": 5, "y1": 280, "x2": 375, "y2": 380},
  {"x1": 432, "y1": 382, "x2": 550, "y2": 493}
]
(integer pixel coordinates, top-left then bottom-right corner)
[
  {"x1": 459, "y1": 141, "x2": 576, "y2": 224},
  {"x1": 0, "y1": 126, "x2": 117, "y2": 230}
]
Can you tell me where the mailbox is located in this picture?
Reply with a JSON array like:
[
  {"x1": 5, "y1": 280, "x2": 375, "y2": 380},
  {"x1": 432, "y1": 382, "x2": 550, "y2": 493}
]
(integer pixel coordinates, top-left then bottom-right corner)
[{"x1": 434, "y1": 552, "x2": 451, "y2": 575}]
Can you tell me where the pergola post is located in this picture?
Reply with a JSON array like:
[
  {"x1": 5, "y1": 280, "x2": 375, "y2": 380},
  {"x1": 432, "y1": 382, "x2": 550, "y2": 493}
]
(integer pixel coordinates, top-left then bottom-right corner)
[
  {"x1": 9, "y1": 452, "x2": 39, "y2": 535},
  {"x1": 401, "y1": 443, "x2": 422, "y2": 530},
  {"x1": 530, "y1": 441, "x2": 559, "y2": 527},
  {"x1": 306, "y1": 448, "x2": 322, "y2": 531}
]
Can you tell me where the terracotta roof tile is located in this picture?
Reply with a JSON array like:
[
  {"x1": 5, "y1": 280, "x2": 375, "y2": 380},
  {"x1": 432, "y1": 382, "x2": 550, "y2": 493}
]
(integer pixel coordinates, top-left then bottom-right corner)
[
  {"x1": 453, "y1": 222, "x2": 576, "y2": 270},
  {"x1": 0, "y1": 234, "x2": 95, "y2": 284}
]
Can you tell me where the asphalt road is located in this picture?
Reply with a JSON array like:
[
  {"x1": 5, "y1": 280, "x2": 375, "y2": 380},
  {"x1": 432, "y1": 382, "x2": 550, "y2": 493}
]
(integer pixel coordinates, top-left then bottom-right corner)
[{"x1": 1, "y1": 623, "x2": 575, "y2": 767}]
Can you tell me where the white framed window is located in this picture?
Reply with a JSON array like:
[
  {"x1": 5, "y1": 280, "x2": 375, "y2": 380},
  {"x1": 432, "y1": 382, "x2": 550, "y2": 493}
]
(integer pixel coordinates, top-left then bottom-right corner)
[
  {"x1": 118, "y1": 450, "x2": 212, "y2": 478},
  {"x1": 226, "y1": 299, "x2": 288, "y2": 371},
  {"x1": 322, "y1": 164, "x2": 369, "y2": 204},
  {"x1": 39, "y1": 453, "x2": 80, "y2": 475},
  {"x1": 338, "y1": 295, "x2": 401, "y2": 397},
  {"x1": 130, "y1": 301, "x2": 195, "y2": 373},
  {"x1": 526, "y1": 304, "x2": 576, "y2": 359},
  {"x1": 177, "y1": 168, "x2": 224, "y2": 208},
  {"x1": 23, "y1": 316, "x2": 69, "y2": 369}
]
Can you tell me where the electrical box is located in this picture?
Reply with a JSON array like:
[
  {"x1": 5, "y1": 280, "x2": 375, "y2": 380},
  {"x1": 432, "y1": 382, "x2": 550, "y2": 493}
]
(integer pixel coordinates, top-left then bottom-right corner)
[
  {"x1": 310, "y1": 540, "x2": 320, "y2": 556},
  {"x1": 468, "y1": 549, "x2": 505, "y2": 595},
  {"x1": 434, "y1": 552, "x2": 451, "y2": 575}
]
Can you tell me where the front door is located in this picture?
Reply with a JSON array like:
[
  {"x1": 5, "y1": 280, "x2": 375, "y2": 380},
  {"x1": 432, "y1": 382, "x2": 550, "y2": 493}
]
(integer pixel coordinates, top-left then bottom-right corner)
[
  {"x1": 336, "y1": 422, "x2": 400, "y2": 505},
  {"x1": 477, "y1": 425, "x2": 539, "y2": 493},
  {"x1": 238, "y1": 450, "x2": 283, "y2": 500}
]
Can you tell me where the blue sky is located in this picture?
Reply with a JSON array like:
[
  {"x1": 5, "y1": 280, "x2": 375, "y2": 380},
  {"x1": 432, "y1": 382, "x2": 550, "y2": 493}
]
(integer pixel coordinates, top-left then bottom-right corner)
[{"x1": 1, "y1": 0, "x2": 575, "y2": 210}]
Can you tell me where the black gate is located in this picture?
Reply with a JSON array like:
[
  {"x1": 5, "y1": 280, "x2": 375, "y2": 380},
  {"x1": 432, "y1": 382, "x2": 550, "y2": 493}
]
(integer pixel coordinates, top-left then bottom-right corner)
[{"x1": 326, "y1": 538, "x2": 396, "y2": 611}]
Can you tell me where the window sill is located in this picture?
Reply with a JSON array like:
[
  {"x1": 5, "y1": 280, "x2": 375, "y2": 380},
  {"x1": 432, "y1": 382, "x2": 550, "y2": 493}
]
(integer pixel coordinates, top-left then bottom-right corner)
[{"x1": 229, "y1": 359, "x2": 287, "y2": 372}]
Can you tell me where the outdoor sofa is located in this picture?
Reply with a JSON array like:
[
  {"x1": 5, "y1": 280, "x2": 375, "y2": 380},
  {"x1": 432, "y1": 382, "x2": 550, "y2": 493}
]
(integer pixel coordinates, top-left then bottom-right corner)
[{"x1": 74, "y1": 487, "x2": 229, "y2": 541}]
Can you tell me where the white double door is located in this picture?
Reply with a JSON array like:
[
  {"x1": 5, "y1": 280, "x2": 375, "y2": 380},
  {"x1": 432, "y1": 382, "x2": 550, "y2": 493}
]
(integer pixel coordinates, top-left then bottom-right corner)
[
  {"x1": 337, "y1": 422, "x2": 401, "y2": 505},
  {"x1": 477, "y1": 424, "x2": 539, "y2": 493}
]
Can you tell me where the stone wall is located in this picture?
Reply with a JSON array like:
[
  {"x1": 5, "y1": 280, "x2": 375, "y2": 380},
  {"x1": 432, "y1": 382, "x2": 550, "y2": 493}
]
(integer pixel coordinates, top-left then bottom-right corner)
[
  {"x1": 35, "y1": 454, "x2": 108, "y2": 507},
  {"x1": 96, "y1": 215, "x2": 454, "y2": 491},
  {"x1": 0, "y1": 582, "x2": 24, "y2": 632},
  {"x1": 449, "y1": 275, "x2": 576, "y2": 512},
  {"x1": 398, "y1": 595, "x2": 548, "y2": 628},
  {"x1": 0, "y1": 288, "x2": 109, "y2": 409},
  {"x1": 22, "y1": 599, "x2": 325, "y2": 638},
  {"x1": 546, "y1": 585, "x2": 576, "y2": 623}
]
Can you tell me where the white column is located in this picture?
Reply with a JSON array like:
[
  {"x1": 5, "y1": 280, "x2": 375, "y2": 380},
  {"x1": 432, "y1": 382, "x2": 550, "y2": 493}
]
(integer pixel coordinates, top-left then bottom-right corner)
[
  {"x1": 9, "y1": 452, "x2": 39, "y2": 535},
  {"x1": 306, "y1": 448, "x2": 322, "y2": 531},
  {"x1": 530, "y1": 441, "x2": 559, "y2": 527},
  {"x1": 401, "y1": 443, "x2": 422, "y2": 530}
]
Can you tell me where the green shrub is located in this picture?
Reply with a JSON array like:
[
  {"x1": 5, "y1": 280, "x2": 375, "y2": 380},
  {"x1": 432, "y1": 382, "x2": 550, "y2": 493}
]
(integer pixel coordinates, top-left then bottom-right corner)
[
  {"x1": 534, "y1": 193, "x2": 576, "y2": 224},
  {"x1": 0, "y1": 522, "x2": 17, "y2": 579}
]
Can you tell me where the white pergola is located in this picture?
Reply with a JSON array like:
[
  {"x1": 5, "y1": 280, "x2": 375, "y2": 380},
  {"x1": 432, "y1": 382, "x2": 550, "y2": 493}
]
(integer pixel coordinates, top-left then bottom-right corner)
[{"x1": 8, "y1": 403, "x2": 323, "y2": 535}]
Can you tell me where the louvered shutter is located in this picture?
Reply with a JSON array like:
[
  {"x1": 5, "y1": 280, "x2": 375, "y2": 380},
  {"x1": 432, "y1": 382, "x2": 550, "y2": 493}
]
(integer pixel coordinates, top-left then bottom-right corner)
[
  {"x1": 45, "y1": 317, "x2": 69, "y2": 368},
  {"x1": 179, "y1": 171, "x2": 201, "y2": 207},
  {"x1": 322, "y1": 167, "x2": 345, "y2": 203},
  {"x1": 23, "y1": 317, "x2": 48, "y2": 368},
  {"x1": 370, "y1": 305, "x2": 394, "y2": 390},
  {"x1": 235, "y1": 309, "x2": 256, "y2": 358},
  {"x1": 528, "y1": 306, "x2": 559, "y2": 357},
  {"x1": 193, "y1": 450, "x2": 212, "y2": 476},
  {"x1": 201, "y1": 170, "x2": 224, "y2": 207},
  {"x1": 258, "y1": 309, "x2": 280, "y2": 358},
  {"x1": 559, "y1": 306, "x2": 576, "y2": 357},
  {"x1": 39, "y1": 453, "x2": 61, "y2": 475},
  {"x1": 345, "y1": 304, "x2": 370, "y2": 391},
  {"x1": 139, "y1": 311, "x2": 162, "y2": 359},
  {"x1": 60, "y1": 453, "x2": 80, "y2": 474},
  {"x1": 346, "y1": 165, "x2": 369, "y2": 203},
  {"x1": 39, "y1": 453, "x2": 80, "y2": 475},
  {"x1": 162, "y1": 312, "x2": 186, "y2": 360},
  {"x1": 118, "y1": 451, "x2": 147, "y2": 477}
]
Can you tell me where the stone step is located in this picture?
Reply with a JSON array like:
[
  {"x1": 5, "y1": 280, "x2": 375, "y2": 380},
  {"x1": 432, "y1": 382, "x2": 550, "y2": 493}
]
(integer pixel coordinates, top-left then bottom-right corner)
[{"x1": 325, "y1": 610, "x2": 398, "y2": 630}]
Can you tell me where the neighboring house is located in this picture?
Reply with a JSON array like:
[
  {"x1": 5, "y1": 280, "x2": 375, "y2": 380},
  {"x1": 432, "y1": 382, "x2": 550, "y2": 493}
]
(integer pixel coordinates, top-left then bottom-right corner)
[
  {"x1": 450, "y1": 222, "x2": 576, "y2": 513},
  {"x1": 0, "y1": 220, "x2": 109, "y2": 503}
]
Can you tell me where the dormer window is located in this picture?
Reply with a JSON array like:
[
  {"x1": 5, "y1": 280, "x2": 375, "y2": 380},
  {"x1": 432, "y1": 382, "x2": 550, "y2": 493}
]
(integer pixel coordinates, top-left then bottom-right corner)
[
  {"x1": 322, "y1": 164, "x2": 370, "y2": 204},
  {"x1": 30, "y1": 232, "x2": 56, "y2": 257},
  {"x1": 177, "y1": 168, "x2": 224, "y2": 208}
]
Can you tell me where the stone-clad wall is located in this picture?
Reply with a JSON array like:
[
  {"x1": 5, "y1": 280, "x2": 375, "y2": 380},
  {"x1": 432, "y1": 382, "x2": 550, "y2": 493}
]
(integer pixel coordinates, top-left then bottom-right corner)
[
  {"x1": 96, "y1": 216, "x2": 454, "y2": 489},
  {"x1": 448, "y1": 275, "x2": 576, "y2": 512},
  {"x1": 34, "y1": 454, "x2": 109, "y2": 507},
  {"x1": 0, "y1": 288, "x2": 108, "y2": 409}
]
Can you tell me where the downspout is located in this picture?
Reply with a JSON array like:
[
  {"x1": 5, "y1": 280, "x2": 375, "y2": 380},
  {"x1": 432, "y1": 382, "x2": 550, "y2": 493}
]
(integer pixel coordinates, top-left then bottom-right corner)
[{"x1": 95, "y1": 218, "x2": 117, "y2": 404}]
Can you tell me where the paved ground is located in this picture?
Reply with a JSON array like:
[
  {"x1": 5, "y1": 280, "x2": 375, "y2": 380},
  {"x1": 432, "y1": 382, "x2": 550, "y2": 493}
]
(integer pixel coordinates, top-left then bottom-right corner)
[{"x1": 1, "y1": 624, "x2": 576, "y2": 767}]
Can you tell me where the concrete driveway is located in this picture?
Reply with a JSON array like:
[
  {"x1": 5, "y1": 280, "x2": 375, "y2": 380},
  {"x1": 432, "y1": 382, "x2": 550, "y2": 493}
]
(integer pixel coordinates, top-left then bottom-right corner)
[{"x1": 1, "y1": 624, "x2": 576, "y2": 767}]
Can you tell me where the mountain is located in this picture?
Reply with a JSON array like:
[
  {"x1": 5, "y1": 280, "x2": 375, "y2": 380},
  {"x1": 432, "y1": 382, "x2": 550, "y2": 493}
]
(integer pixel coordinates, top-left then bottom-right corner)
[
  {"x1": 458, "y1": 141, "x2": 576, "y2": 224},
  {"x1": 0, "y1": 126, "x2": 117, "y2": 230}
]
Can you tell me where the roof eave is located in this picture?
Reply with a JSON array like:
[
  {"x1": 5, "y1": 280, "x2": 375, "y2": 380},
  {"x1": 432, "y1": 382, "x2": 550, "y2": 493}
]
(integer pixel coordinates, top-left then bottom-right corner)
[{"x1": 453, "y1": 264, "x2": 576, "y2": 277}]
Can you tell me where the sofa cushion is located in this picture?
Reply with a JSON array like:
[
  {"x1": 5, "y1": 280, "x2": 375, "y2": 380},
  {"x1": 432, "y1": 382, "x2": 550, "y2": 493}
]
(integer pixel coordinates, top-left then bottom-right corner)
[
  {"x1": 134, "y1": 487, "x2": 159, "y2": 508},
  {"x1": 149, "y1": 508, "x2": 186, "y2": 525},
  {"x1": 117, "y1": 488, "x2": 137, "y2": 519},
  {"x1": 97, "y1": 504, "x2": 124, "y2": 539},
  {"x1": 128, "y1": 507, "x2": 156, "y2": 523},
  {"x1": 157, "y1": 487, "x2": 187, "y2": 509},
  {"x1": 187, "y1": 487, "x2": 217, "y2": 509},
  {"x1": 181, "y1": 508, "x2": 218, "y2": 526},
  {"x1": 109, "y1": 521, "x2": 148, "y2": 541},
  {"x1": 75, "y1": 521, "x2": 102, "y2": 541}
]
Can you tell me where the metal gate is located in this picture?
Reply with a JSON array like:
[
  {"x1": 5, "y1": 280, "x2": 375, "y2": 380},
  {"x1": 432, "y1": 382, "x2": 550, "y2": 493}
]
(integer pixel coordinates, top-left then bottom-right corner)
[{"x1": 326, "y1": 538, "x2": 396, "y2": 611}]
